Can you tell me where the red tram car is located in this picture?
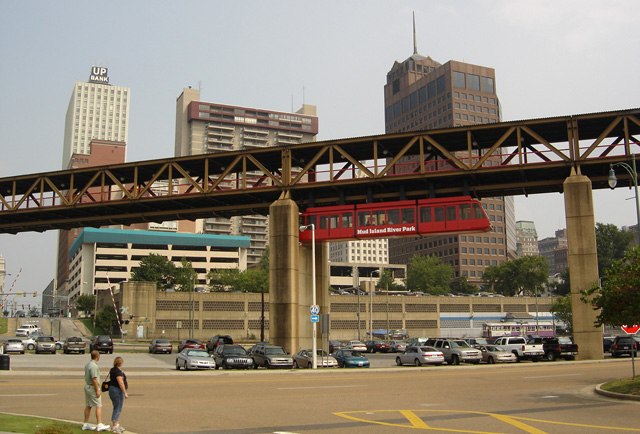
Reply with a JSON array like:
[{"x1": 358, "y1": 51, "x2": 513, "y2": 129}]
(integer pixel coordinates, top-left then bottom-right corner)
[{"x1": 299, "y1": 196, "x2": 490, "y2": 243}]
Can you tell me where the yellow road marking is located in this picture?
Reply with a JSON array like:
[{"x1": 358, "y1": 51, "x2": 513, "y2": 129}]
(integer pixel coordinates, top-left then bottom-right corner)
[
  {"x1": 490, "y1": 413, "x2": 547, "y2": 434},
  {"x1": 399, "y1": 410, "x2": 430, "y2": 428}
]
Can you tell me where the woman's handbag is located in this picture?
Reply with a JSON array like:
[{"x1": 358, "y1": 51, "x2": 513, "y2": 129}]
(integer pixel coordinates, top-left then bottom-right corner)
[{"x1": 100, "y1": 373, "x2": 110, "y2": 392}]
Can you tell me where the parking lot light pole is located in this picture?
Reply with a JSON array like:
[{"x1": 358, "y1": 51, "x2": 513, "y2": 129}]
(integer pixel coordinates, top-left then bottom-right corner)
[
  {"x1": 608, "y1": 153, "x2": 640, "y2": 244},
  {"x1": 299, "y1": 224, "x2": 317, "y2": 369}
]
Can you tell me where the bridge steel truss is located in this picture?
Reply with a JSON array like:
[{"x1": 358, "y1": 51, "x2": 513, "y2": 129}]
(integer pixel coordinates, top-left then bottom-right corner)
[{"x1": 0, "y1": 107, "x2": 639, "y2": 234}]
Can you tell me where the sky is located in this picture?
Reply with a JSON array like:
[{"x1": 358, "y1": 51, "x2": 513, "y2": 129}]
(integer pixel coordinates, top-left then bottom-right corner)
[{"x1": 1, "y1": 0, "x2": 639, "y2": 309}]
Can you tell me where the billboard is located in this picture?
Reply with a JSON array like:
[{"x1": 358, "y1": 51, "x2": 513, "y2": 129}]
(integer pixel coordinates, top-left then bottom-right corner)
[{"x1": 89, "y1": 66, "x2": 109, "y2": 84}]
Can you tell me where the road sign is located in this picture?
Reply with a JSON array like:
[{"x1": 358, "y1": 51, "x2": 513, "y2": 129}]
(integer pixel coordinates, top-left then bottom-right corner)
[
  {"x1": 310, "y1": 304, "x2": 320, "y2": 315},
  {"x1": 621, "y1": 324, "x2": 640, "y2": 335},
  {"x1": 310, "y1": 314, "x2": 320, "y2": 323}
]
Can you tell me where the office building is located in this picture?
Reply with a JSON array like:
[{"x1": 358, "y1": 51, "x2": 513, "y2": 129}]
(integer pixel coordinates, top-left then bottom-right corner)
[
  {"x1": 175, "y1": 87, "x2": 319, "y2": 265},
  {"x1": 516, "y1": 221, "x2": 539, "y2": 257},
  {"x1": 61, "y1": 67, "x2": 130, "y2": 168},
  {"x1": 383, "y1": 27, "x2": 515, "y2": 286},
  {"x1": 538, "y1": 229, "x2": 568, "y2": 275}
]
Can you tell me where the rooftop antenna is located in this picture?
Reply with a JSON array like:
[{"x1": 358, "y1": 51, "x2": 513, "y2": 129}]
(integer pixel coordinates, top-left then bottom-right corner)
[
  {"x1": 412, "y1": 11, "x2": 418, "y2": 55},
  {"x1": 302, "y1": 85, "x2": 306, "y2": 105}
]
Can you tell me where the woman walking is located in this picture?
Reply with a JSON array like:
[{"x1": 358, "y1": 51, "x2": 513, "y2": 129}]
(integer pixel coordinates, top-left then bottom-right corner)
[{"x1": 108, "y1": 356, "x2": 128, "y2": 433}]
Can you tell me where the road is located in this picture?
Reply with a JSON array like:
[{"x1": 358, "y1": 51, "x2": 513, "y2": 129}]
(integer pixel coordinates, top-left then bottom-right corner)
[{"x1": 1, "y1": 351, "x2": 639, "y2": 433}]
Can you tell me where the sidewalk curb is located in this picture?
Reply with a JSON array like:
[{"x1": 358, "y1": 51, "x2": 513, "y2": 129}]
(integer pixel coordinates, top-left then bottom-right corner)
[{"x1": 595, "y1": 383, "x2": 640, "y2": 401}]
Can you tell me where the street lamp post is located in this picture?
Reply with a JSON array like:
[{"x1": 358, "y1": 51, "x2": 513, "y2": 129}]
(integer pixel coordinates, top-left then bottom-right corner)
[
  {"x1": 608, "y1": 154, "x2": 640, "y2": 243},
  {"x1": 299, "y1": 224, "x2": 317, "y2": 369},
  {"x1": 369, "y1": 270, "x2": 379, "y2": 340}
]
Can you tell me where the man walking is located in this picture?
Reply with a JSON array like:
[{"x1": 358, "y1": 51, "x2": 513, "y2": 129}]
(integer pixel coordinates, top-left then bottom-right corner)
[{"x1": 83, "y1": 350, "x2": 110, "y2": 431}]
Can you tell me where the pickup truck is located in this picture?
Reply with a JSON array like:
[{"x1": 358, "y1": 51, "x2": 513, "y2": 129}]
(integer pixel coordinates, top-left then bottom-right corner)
[
  {"x1": 531, "y1": 336, "x2": 578, "y2": 361},
  {"x1": 492, "y1": 336, "x2": 544, "y2": 362},
  {"x1": 63, "y1": 336, "x2": 87, "y2": 354}
]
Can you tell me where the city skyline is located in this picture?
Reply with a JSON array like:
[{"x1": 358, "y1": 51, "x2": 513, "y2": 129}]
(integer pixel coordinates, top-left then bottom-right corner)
[{"x1": 1, "y1": 1, "x2": 639, "y2": 307}]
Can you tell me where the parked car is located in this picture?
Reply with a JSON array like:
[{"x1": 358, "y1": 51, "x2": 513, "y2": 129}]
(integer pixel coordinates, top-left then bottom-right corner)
[
  {"x1": 63, "y1": 336, "x2": 86, "y2": 354},
  {"x1": 90, "y1": 335, "x2": 113, "y2": 354},
  {"x1": 388, "y1": 340, "x2": 407, "y2": 353},
  {"x1": 536, "y1": 336, "x2": 579, "y2": 361},
  {"x1": 465, "y1": 337, "x2": 491, "y2": 348},
  {"x1": 251, "y1": 344, "x2": 294, "y2": 369},
  {"x1": 395, "y1": 346, "x2": 444, "y2": 366},
  {"x1": 212, "y1": 344, "x2": 254, "y2": 370},
  {"x1": 293, "y1": 349, "x2": 338, "y2": 368},
  {"x1": 610, "y1": 336, "x2": 638, "y2": 357},
  {"x1": 177, "y1": 339, "x2": 205, "y2": 352},
  {"x1": 148, "y1": 338, "x2": 173, "y2": 354},
  {"x1": 426, "y1": 338, "x2": 482, "y2": 365},
  {"x1": 20, "y1": 336, "x2": 37, "y2": 350},
  {"x1": 345, "y1": 340, "x2": 367, "y2": 352},
  {"x1": 175, "y1": 348, "x2": 216, "y2": 370},
  {"x1": 35, "y1": 336, "x2": 57, "y2": 354},
  {"x1": 603, "y1": 336, "x2": 615, "y2": 353},
  {"x1": 206, "y1": 335, "x2": 233, "y2": 353},
  {"x1": 365, "y1": 340, "x2": 391, "y2": 353},
  {"x1": 3, "y1": 338, "x2": 25, "y2": 354},
  {"x1": 329, "y1": 340, "x2": 345, "y2": 353},
  {"x1": 479, "y1": 345, "x2": 517, "y2": 364},
  {"x1": 333, "y1": 349, "x2": 370, "y2": 368}
]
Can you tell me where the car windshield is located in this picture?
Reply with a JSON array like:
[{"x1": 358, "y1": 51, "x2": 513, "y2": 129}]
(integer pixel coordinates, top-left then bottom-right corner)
[
  {"x1": 67, "y1": 337, "x2": 82, "y2": 342},
  {"x1": 37, "y1": 336, "x2": 54, "y2": 342},
  {"x1": 155, "y1": 339, "x2": 170, "y2": 344},
  {"x1": 223, "y1": 346, "x2": 247, "y2": 355},
  {"x1": 8, "y1": 339, "x2": 22, "y2": 343},
  {"x1": 187, "y1": 350, "x2": 209, "y2": 358},
  {"x1": 451, "y1": 340, "x2": 470, "y2": 348},
  {"x1": 97, "y1": 336, "x2": 111, "y2": 342},
  {"x1": 557, "y1": 336, "x2": 572, "y2": 344},
  {"x1": 492, "y1": 346, "x2": 506, "y2": 351},
  {"x1": 265, "y1": 347, "x2": 286, "y2": 355},
  {"x1": 343, "y1": 350, "x2": 361, "y2": 357}
]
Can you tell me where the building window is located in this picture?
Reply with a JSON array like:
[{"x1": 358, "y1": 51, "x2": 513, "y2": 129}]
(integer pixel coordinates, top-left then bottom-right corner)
[
  {"x1": 467, "y1": 74, "x2": 480, "y2": 91},
  {"x1": 436, "y1": 76, "x2": 445, "y2": 94},
  {"x1": 481, "y1": 76, "x2": 495, "y2": 94},
  {"x1": 453, "y1": 71, "x2": 465, "y2": 88}
]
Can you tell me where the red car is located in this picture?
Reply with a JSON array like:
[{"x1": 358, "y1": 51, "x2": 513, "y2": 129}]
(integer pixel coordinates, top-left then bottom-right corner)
[
  {"x1": 178, "y1": 339, "x2": 205, "y2": 352},
  {"x1": 365, "y1": 340, "x2": 391, "y2": 353}
]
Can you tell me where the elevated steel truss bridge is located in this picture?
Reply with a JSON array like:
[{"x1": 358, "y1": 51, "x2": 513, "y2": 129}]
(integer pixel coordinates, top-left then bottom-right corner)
[{"x1": 1, "y1": 107, "x2": 639, "y2": 234}]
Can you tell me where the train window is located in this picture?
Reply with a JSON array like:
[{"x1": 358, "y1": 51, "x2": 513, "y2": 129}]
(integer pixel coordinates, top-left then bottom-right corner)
[
  {"x1": 387, "y1": 209, "x2": 400, "y2": 224},
  {"x1": 341, "y1": 213, "x2": 352, "y2": 228},
  {"x1": 473, "y1": 203, "x2": 485, "y2": 219},
  {"x1": 460, "y1": 204, "x2": 471, "y2": 220},
  {"x1": 446, "y1": 206, "x2": 456, "y2": 220},
  {"x1": 319, "y1": 216, "x2": 328, "y2": 229},
  {"x1": 402, "y1": 208, "x2": 415, "y2": 223},
  {"x1": 358, "y1": 211, "x2": 371, "y2": 226},
  {"x1": 373, "y1": 211, "x2": 385, "y2": 225},
  {"x1": 329, "y1": 216, "x2": 339, "y2": 229},
  {"x1": 434, "y1": 207, "x2": 445, "y2": 222},
  {"x1": 419, "y1": 207, "x2": 432, "y2": 222}
]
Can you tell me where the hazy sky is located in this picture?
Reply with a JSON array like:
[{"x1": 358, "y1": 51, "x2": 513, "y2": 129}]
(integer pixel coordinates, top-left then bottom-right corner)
[{"x1": 1, "y1": 1, "x2": 639, "y2": 308}]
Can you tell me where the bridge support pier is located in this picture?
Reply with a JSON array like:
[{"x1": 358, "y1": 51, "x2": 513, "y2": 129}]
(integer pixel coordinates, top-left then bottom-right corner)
[
  {"x1": 563, "y1": 168, "x2": 604, "y2": 360},
  {"x1": 268, "y1": 193, "x2": 329, "y2": 354}
]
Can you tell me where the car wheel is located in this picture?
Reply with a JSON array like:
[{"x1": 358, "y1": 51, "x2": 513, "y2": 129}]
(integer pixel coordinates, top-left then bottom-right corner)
[
  {"x1": 487, "y1": 356, "x2": 495, "y2": 364},
  {"x1": 396, "y1": 357, "x2": 402, "y2": 366},
  {"x1": 109, "y1": 350, "x2": 113, "y2": 354},
  {"x1": 184, "y1": 361, "x2": 189, "y2": 371},
  {"x1": 532, "y1": 357, "x2": 540, "y2": 362},
  {"x1": 21, "y1": 351, "x2": 25, "y2": 354},
  {"x1": 52, "y1": 350, "x2": 56, "y2": 355},
  {"x1": 175, "y1": 360, "x2": 181, "y2": 370},
  {"x1": 415, "y1": 358, "x2": 422, "y2": 367},
  {"x1": 451, "y1": 355, "x2": 460, "y2": 365},
  {"x1": 546, "y1": 352, "x2": 556, "y2": 362},
  {"x1": 293, "y1": 361, "x2": 299, "y2": 369},
  {"x1": 265, "y1": 360, "x2": 270, "y2": 369},
  {"x1": 27, "y1": 344, "x2": 35, "y2": 350},
  {"x1": 81, "y1": 350, "x2": 85, "y2": 354},
  {"x1": 513, "y1": 352, "x2": 521, "y2": 362}
]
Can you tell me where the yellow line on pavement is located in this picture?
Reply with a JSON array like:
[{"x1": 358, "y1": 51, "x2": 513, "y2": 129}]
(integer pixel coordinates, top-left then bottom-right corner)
[
  {"x1": 399, "y1": 410, "x2": 430, "y2": 428},
  {"x1": 489, "y1": 414, "x2": 547, "y2": 434}
]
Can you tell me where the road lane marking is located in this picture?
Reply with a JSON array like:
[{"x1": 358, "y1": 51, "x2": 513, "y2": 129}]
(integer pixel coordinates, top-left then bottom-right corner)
[
  {"x1": 490, "y1": 413, "x2": 547, "y2": 434},
  {"x1": 277, "y1": 385, "x2": 364, "y2": 390},
  {"x1": 400, "y1": 410, "x2": 431, "y2": 428},
  {"x1": 0, "y1": 394, "x2": 57, "y2": 397},
  {"x1": 523, "y1": 373, "x2": 581, "y2": 379}
]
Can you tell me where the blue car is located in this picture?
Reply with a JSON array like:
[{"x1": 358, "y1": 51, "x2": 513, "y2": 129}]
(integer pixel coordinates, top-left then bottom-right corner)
[{"x1": 333, "y1": 349, "x2": 370, "y2": 368}]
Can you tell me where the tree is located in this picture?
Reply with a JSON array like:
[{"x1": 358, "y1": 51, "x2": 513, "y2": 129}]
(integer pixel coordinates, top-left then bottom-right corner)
[
  {"x1": 95, "y1": 305, "x2": 118, "y2": 335},
  {"x1": 549, "y1": 268, "x2": 571, "y2": 296},
  {"x1": 207, "y1": 267, "x2": 268, "y2": 293},
  {"x1": 581, "y1": 246, "x2": 640, "y2": 327},
  {"x1": 482, "y1": 256, "x2": 549, "y2": 296},
  {"x1": 174, "y1": 258, "x2": 197, "y2": 292},
  {"x1": 375, "y1": 269, "x2": 404, "y2": 291},
  {"x1": 549, "y1": 295, "x2": 572, "y2": 334},
  {"x1": 406, "y1": 255, "x2": 453, "y2": 295},
  {"x1": 130, "y1": 253, "x2": 177, "y2": 290},
  {"x1": 449, "y1": 276, "x2": 476, "y2": 295},
  {"x1": 596, "y1": 223, "x2": 634, "y2": 277},
  {"x1": 75, "y1": 294, "x2": 95, "y2": 315}
]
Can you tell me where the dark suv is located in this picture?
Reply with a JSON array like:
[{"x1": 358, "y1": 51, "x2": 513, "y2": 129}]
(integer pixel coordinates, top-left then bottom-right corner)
[
  {"x1": 206, "y1": 335, "x2": 233, "y2": 353},
  {"x1": 90, "y1": 335, "x2": 114, "y2": 354},
  {"x1": 610, "y1": 336, "x2": 638, "y2": 357}
]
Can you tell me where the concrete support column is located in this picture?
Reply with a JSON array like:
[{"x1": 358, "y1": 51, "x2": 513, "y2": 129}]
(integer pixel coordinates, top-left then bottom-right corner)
[
  {"x1": 563, "y1": 168, "x2": 604, "y2": 360},
  {"x1": 268, "y1": 193, "x2": 300, "y2": 354},
  {"x1": 298, "y1": 242, "x2": 329, "y2": 351}
]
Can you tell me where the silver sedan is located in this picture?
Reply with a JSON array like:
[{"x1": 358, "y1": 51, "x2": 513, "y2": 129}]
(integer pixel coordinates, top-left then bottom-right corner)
[
  {"x1": 293, "y1": 349, "x2": 338, "y2": 368},
  {"x1": 3, "y1": 338, "x2": 25, "y2": 354},
  {"x1": 175, "y1": 349, "x2": 216, "y2": 371},
  {"x1": 479, "y1": 345, "x2": 517, "y2": 364},
  {"x1": 395, "y1": 346, "x2": 444, "y2": 366}
]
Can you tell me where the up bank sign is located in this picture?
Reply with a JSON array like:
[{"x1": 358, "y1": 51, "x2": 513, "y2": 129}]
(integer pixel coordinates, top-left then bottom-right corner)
[{"x1": 89, "y1": 66, "x2": 109, "y2": 84}]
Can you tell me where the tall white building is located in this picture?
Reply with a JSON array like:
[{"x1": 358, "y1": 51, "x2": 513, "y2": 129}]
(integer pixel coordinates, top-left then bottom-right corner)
[
  {"x1": 62, "y1": 67, "x2": 130, "y2": 168},
  {"x1": 516, "y1": 221, "x2": 539, "y2": 257},
  {"x1": 330, "y1": 239, "x2": 389, "y2": 265}
]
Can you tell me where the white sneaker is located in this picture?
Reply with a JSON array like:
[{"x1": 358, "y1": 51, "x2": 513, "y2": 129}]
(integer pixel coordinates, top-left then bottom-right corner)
[
  {"x1": 96, "y1": 423, "x2": 111, "y2": 432},
  {"x1": 82, "y1": 423, "x2": 95, "y2": 431}
]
